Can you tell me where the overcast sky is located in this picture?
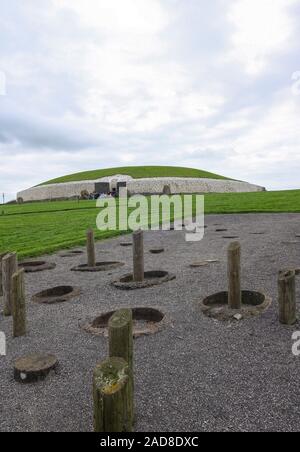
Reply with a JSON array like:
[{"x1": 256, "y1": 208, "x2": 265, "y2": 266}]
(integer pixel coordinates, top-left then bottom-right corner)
[{"x1": 1, "y1": 0, "x2": 300, "y2": 200}]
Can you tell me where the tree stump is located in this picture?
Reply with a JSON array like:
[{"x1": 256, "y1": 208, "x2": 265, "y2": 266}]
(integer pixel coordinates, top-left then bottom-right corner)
[
  {"x1": 228, "y1": 242, "x2": 241, "y2": 309},
  {"x1": 12, "y1": 269, "x2": 26, "y2": 337},
  {"x1": 109, "y1": 309, "x2": 134, "y2": 426},
  {"x1": 2, "y1": 252, "x2": 18, "y2": 317},
  {"x1": 93, "y1": 357, "x2": 132, "y2": 432},
  {"x1": 278, "y1": 270, "x2": 297, "y2": 325},
  {"x1": 132, "y1": 230, "x2": 144, "y2": 282},
  {"x1": 14, "y1": 354, "x2": 58, "y2": 383},
  {"x1": 86, "y1": 228, "x2": 96, "y2": 268}
]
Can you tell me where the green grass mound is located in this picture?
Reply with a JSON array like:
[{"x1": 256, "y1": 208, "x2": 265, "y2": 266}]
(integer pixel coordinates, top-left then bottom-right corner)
[{"x1": 41, "y1": 166, "x2": 230, "y2": 185}]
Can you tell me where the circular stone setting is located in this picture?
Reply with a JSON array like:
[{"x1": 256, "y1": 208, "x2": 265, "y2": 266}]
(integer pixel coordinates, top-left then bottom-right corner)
[
  {"x1": 81, "y1": 307, "x2": 166, "y2": 338},
  {"x1": 60, "y1": 250, "x2": 84, "y2": 258},
  {"x1": 112, "y1": 270, "x2": 176, "y2": 290},
  {"x1": 19, "y1": 261, "x2": 56, "y2": 273},
  {"x1": 71, "y1": 261, "x2": 124, "y2": 272},
  {"x1": 149, "y1": 248, "x2": 165, "y2": 254},
  {"x1": 200, "y1": 290, "x2": 272, "y2": 321},
  {"x1": 14, "y1": 354, "x2": 58, "y2": 383},
  {"x1": 32, "y1": 286, "x2": 81, "y2": 304}
]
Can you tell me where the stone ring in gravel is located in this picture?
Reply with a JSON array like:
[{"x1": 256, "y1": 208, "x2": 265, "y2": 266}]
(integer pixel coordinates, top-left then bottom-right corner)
[
  {"x1": 71, "y1": 261, "x2": 124, "y2": 272},
  {"x1": 200, "y1": 290, "x2": 272, "y2": 321},
  {"x1": 112, "y1": 270, "x2": 176, "y2": 290},
  {"x1": 32, "y1": 286, "x2": 81, "y2": 304},
  {"x1": 80, "y1": 307, "x2": 167, "y2": 338},
  {"x1": 19, "y1": 261, "x2": 56, "y2": 273}
]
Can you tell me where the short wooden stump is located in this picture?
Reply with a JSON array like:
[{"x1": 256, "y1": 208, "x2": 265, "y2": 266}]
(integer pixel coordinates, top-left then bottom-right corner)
[{"x1": 14, "y1": 354, "x2": 58, "y2": 383}]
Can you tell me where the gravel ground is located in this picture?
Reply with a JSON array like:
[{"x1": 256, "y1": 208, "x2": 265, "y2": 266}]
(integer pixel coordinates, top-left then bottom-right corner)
[{"x1": 0, "y1": 213, "x2": 300, "y2": 432}]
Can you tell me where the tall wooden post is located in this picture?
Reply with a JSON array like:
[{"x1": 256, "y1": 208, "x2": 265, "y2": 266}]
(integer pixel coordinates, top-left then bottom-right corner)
[
  {"x1": 228, "y1": 241, "x2": 242, "y2": 309},
  {"x1": 109, "y1": 309, "x2": 134, "y2": 427},
  {"x1": 12, "y1": 268, "x2": 26, "y2": 337},
  {"x1": 2, "y1": 252, "x2": 18, "y2": 317},
  {"x1": 278, "y1": 270, "x2": 297, "y2": 325},
  {"x1": 0, "y1": 252, "x2": 8, "y2": 297},
  {"x1": 87, "y1": 228, "x2": 96, "y2": 268},
  {"x1": 93, "y1": 357, "x2": 132, "y2": 432},
  {"x1": 133, "y1": 230, "x2": 144, "y2": 282}
]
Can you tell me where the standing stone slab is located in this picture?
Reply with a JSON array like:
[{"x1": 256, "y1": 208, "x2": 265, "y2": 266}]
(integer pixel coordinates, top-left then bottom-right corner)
[
  {"x1": 93, "y1": 357, "x2": 132, "y2": 432},
  {"x1": 109, "y1": 309, "x2": 134, "y2": 427},
  {"x1": 12, "y1": 268, "x2": 26, "y2": 338},
  {"x1": 133, "y1": 230, "x2": 144, "y2": 282},
  {"x1": 278, "y1": 270, "x2": 297, "y2": 325},
  {"x1": 87, "y1": 228, "x2": 96, "y2": 268},
  {"x1": 14, "y1": 354, "x2": 58, "y2": 383},
  {"x1": 2, "y1": 252, "x2": 18, "y2": 316},
  {"x1": 228, "y1": 242, "x2": 242, "y2": 310}
]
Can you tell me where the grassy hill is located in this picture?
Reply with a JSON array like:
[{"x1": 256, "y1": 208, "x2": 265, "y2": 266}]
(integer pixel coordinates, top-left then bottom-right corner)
[{"x1": 41, "y1": 166, "x2": 231, "y2": 185}]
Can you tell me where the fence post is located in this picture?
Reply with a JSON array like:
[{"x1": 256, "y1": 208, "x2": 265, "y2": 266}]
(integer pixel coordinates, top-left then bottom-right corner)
[
  {"x1": 109, "y1": 309, "x2": 134, "y2": 427},
  {"x1": 278, "y1": 270, "x2": 297, "y2": 325},
  {"x1": 3, "y1": 252, "x2": 18, "y2": 317},
  {"x1": 12, "y1": 268, "x2": 26, "y2": 337},
  {"x1": 228, "y1": 242, "x2": 242, "y2": 309},
  {"x1": 0, "y1": 252, "x2": 8, "y2": 297},
  {"x1": 93, "y1": 357, "x2": 132, "y2": 432},
  {"x1": 87, "y1": 228, "x2": 96, "y2": 268},
  {"x1": 133, "y1": 230, "x2": 144, "y2": 282}
]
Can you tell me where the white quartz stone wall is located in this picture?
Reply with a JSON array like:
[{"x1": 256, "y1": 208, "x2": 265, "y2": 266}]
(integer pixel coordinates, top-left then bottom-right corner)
[
  {"x1": 126, "y1": 178, "x2": 265, "y2": 195},
  {"x1": 17, "y1": 176, "x2": 265, "y2": 202}
]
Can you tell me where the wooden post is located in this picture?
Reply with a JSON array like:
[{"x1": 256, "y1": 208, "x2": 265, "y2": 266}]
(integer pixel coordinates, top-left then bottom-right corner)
[
  {"x1": 109, "y1": 309, "x2": 134, "y2": 427},
  {"x1": 133, "y1": 230, "x2": 144, "y2": 282},
  {"x1": 278, "y1": 270, "x2": 297, "y2": 325},
  {"x1": 0, "y1": 252, "x2": 8, "y2": 297},
  {"x1": 87, "y1": 228, "x2": 96, "y2": 268},
  {"x1": 228, "y1": 241, "x2": 242, "y2": 309},
  {"x1": 12, "y1": 269, "x2": 26, "y2": 337},
  {"x1": 2, "y1": 252, "x2": 18, "y2": 317},
  {"x1": 93, "y1": 357, "x2": 132, "y2": 432}
]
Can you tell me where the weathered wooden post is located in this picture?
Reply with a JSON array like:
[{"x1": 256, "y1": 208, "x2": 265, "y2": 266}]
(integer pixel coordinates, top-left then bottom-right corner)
[
  {"x1": 87, "y1": 228, "x2": 96, "y2": 268},
  {"x1": 133, "y1": 230, "x2": 144, "y2": 282},
  {"x1": 93, "y1": 357, "x2": 132, "y2": 432},
  {"x1": 228, "y1": 241, "x2": 242, "y2": 309},
  {"x1": 0, "y1": 252, "x2": 8, "y2": 297},
  {"x1": 2, "y1": 252, "x2": 18, "y2": 317},
  {"x1": 278, "y1": 270, "x2": 297, "y2": 325},
  {"x1": 12, "y1": 268, "x2": 26, "y2": 337},
  {"x1": 109, "y1": 309, "x2": 134, "y2": 426}
]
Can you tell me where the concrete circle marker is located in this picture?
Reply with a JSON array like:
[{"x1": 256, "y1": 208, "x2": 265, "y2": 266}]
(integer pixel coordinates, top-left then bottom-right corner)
[
  {"x1": 200, "y1": 290, "x2": 272, "y2": 321},
  {"x1": 19, "y1": 261, "x2": 56, "y2": 273},
  {"x1": 81, "y1": 307, "x2": 166, "y2": 338},
  {"x1": 149, "y1": 247, "x2": 165, "y2": 254},
  {"x1": 32, "y1": 286, "x2": 80, "y2": 304},
  {"x1": 14, "y1": 354, "x2": 58, "y2": 383},
  {"x1": 60, "y1": 250, "x2": 84, "y2": 258},
  {"x1": 71, "y1": 262, "x2": 124, "y2": 272},
  {"x1": 112, "y1": 270, "x2": 175, "y2": 290}
]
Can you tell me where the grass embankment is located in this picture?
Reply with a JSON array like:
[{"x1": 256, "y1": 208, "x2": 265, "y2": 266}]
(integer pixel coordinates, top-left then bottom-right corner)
[
  {"x1": 0, "y1": 190, "x2": 299, "y2": 259},
  {"x1": 41, "y1": 165, "x2": 230, "y2": 185}
]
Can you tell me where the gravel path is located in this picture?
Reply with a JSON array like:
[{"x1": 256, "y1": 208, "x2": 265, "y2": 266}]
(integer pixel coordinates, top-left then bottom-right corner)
[{"x1": 0, "y1": 213, "x2": 300, "y2": 432}]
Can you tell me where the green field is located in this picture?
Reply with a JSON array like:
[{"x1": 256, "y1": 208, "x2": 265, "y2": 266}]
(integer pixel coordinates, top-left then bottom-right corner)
[
  {"x1": 41, "y1": 165, "x2": 230, "y2": 185},
  {"x1": 1, "y1": 190, "x2": 299, "y2": 259}
]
